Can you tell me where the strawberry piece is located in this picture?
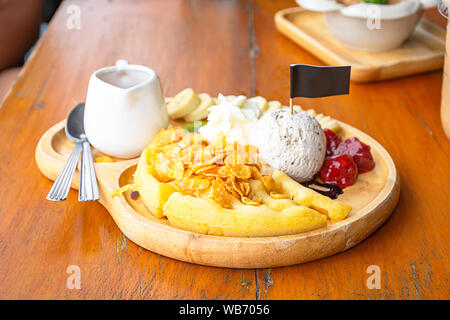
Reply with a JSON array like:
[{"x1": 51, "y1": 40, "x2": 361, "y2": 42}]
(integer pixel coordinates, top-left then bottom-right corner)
[
  {"x1": 323, "y1": 129, "x2": 342, "y2": 157},
  {"x1": 334, "y1": 137, "x2": 375, "y2": 173},
  {"x1": 319, "y1": 154, "x2": 358, "y2": 188}
]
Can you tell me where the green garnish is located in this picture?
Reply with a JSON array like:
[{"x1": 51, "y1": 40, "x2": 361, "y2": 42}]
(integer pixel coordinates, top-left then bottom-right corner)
[
  {"x1": 362, "y1": 0, "x2": 388, "y2": 4},
  {"x1": 182, "y1": 121, "x2": 207, "y2": 133}
]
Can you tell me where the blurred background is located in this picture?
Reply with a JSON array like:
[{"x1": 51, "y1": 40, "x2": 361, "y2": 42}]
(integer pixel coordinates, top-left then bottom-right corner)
[
  {"x1": 0, "y1": 0, "x2": 446, "y2": 103},
  {"x1": 0, "y1": 0, "x2": 62, "y2": 101}
]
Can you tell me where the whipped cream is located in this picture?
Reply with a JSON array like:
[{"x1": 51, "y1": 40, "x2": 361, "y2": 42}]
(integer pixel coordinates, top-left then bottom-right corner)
[{"x1": 198, "y1": 94, "x2": 260, "y2": 145}]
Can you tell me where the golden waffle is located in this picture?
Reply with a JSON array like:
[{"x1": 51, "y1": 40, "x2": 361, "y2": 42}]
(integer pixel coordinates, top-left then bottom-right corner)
[{"x1": 123, "y1": 127, "x2": 351, "y2": 237}]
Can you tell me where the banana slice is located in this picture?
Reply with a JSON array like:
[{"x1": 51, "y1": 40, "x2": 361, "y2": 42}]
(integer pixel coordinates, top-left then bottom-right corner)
[
  {"x1": 245, "y1": 96, "x2": 268, "y2": 112},
  {"x1": 274, "y1": 106, "x2": 341, "y2": 132},
  {"x1": 184, "y1": 93, "x2": 214, "y2": 122},
  {"x1": 315, "y1": 113, "x2": 325, "y2": 121},
  {"x1": 324, "y1": 121, "x2": 340, "y2": 132},
  {"x1": 280, "y1": 105, "x2": 302, "y2": 113},
  {"x1": 305, "y1": 109, "x2": 340, "y2": 132},
  {"x1": 167, "y1": 88, "x2": 200, "y2": 119},
  {"x1": 265, "y1": 100, "x2": 282, "y2": 113},
  {"x1": 226, "y1": 95, "x2": 246, "y2": 107},
  {"x1": 317, "y1": 116, "x2": 341, "y2": 133}
]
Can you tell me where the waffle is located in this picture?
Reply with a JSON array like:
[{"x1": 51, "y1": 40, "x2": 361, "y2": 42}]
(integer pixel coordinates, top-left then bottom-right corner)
[{"x1": 129, "y1": 128, "x2": 351, "y2": 237}]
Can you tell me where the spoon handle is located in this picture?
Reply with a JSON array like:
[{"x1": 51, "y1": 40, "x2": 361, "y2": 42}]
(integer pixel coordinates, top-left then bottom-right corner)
[
  {"x1": 79, "y1": 140, "x2": 99, "y2": 202},
  {"x1": 46, "y1": 143, "x2": 82, "y2": 201}
]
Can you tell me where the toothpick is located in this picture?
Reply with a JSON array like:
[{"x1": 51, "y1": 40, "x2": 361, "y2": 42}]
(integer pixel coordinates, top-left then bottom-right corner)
[{"x1": 290, "y1": 98, "x2": 293, "y2": 115}]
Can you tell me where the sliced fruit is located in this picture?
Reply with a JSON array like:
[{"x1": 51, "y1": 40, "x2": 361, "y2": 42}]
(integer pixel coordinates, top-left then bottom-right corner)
[
  {"x1": 244, "y1": 96, "x2": 268, "y2": 112},
  {"x1": 184, "y1": 93, "x2": 214, "y2": 122},
  {"x1": 167, "y1": 88, "x2": 200, "y2": 119},
  {"x1": 265, "y1": 100, "x2": 282, "y2": 113},
  {"x1": 249, "y1": 180, "x2": 297, "y2": 212},
  {"x1": 305, "y1": 109, "x2": 340, "y2": 133},
  {"x1": 319, "y1": 117, "x2": 341, "y2": 133},
  {"x1": 279, "y1": 105, "x2": 303, "y2": 113},
  {"x1": 324, "y1": 129, "x2": 342, "y2": 157},
  {"x1": 334, "y1": 137, "x2": 375, "y2": 173},
  {"x1": 319, "y1": 154, "x2": 358, "y2": 188},
  {"x1": 273, "y1": 170, "x2": 352, "y2": 222},
  {"x1": 162, "y1": 192, "x2": 327, "y2": 237},
  {"x1": 226, "y1": 95, "x2": 246, "y2": 107}
]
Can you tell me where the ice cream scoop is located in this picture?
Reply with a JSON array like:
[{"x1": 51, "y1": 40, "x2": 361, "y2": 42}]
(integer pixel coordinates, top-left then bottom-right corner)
[{"x1": 255, "y1": 108, "x2": 326, "y2": 182}]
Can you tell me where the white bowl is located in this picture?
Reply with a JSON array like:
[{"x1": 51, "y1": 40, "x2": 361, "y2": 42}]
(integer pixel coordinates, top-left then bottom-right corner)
[
  {"x1": 297, "y1": 0, "x2": 435, "y2": 52},
  {"x1": 324, "y1": 6, "x2": 423, "y2": 52}
]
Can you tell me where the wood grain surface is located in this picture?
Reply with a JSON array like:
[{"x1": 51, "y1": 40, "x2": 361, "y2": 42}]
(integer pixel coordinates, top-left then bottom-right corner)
[{"x1": 0, "y1": 0, "x2": 448, "y2": 299}]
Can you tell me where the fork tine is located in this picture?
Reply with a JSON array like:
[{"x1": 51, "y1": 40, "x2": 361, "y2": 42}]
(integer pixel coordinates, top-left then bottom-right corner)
[
  {"x1": 55, "y1": 151, "x2": 79, "y2": 200},
  {"x1": 52, "y1": 144, "x2": 80, "y2": 200},
  {"x1": 48, "y1": 157, "x2": 73, "y2": 200},
  {"x1": 53, "y1": 152, "x2": 78, "y2": 200},
  {"x1": 46, "y1": 143, "x2": 82, "y2": 201}
]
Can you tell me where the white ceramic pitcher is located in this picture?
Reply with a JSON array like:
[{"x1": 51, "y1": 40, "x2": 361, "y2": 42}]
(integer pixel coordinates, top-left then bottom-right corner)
[{"x1": 84, "y1": 60, "x2": 168, "y2": 158}]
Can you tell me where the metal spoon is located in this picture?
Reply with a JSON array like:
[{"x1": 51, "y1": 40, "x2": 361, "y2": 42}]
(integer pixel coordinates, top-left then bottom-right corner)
[{"x1": 46, "y1": 103, "x2": 99, "y2": 201}]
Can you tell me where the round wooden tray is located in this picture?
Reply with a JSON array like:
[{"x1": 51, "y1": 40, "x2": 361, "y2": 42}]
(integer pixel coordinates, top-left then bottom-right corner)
[{"x1": 36, "y1": 119, "x2": 399, "y2": 268}]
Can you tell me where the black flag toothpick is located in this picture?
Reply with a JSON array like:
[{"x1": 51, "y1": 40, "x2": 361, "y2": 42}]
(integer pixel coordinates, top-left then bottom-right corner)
[{"x1": 289, "y1": 64, "x2": 351, "y2": 114}]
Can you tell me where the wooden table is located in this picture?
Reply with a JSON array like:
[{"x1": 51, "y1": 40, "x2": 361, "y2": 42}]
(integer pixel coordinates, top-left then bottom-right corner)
[{"x1": 0, "y1": 0, "x2": 448, "y2": 300}]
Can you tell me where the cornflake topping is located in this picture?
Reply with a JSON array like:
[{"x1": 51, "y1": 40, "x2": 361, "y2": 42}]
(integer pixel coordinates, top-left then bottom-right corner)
[{"x1": 146, "y1": 127, "x2": 274, "y2": 208}]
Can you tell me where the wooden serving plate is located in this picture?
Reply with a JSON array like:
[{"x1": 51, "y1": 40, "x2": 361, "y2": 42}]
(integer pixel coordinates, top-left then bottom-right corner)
[
  {"x1": 36, "y1": 119, "x2": 399, "y2": 268},
  {"x1": 275, "y1": 7, "x2": 446, "y2": 83}
]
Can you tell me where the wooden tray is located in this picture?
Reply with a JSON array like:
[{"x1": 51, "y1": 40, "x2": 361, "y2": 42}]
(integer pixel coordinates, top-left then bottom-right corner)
[
  {"x1": 275, "y1": 7, "x2": 446, "y2": 82},
  {"x1": 35, "y1": 119, "x2": 399, "y2": 268}
]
